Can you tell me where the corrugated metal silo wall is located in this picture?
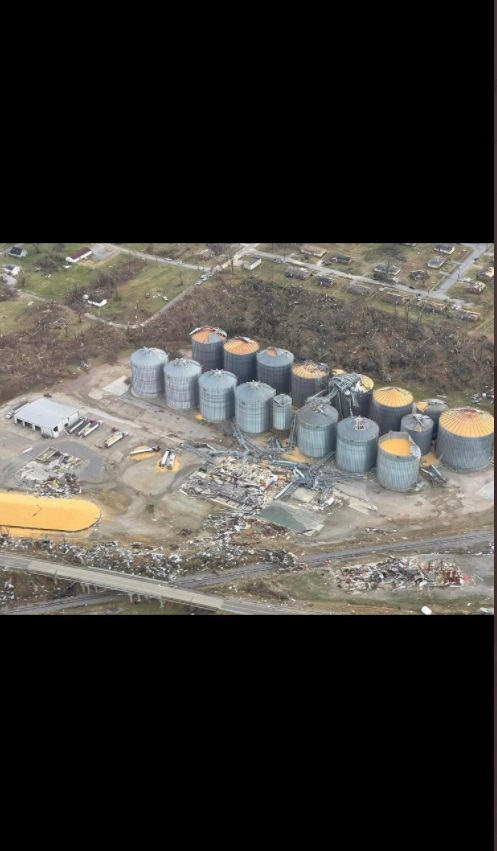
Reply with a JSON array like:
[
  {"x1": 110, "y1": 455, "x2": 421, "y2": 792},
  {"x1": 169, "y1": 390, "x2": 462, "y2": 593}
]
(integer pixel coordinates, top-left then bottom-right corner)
[
  {"x1": 376, "y1": 442, "x2": 421, "y2": 491},
  {"x1": 164, "y1": 367, "x2": 202, "y2": 410},
  {"x1": 131, "y1": 358, "x2": 168, "y2": 397},
  {"x1": 192, "y1": 340, "x2": 224, "y2": 373},
  {"x1": 371, "y1": 400, "x2": 413, "y2": 435},
  {"x1": 352, "y1": 389, "x2": 373, "y2": 418},
  {"x1": 257, "y1": 361, "x2": 293, "y2": 395},
  {"x1": 435, "y1": 428, "x2": 494, "y2": 470},
  {"x1": 273, "y1": 398, "x2": 293, "y2": 430},
  {"x1": 223, "y1": 351, "x2": 257, "y2": 384},
  {"x1": 336, "y1": 434, "x2": 378, "y2": 472},
  {"x1": 400, "y1": 416, "x2": 434, "y2": 455},
  {"x1": 416, "y1": 403, "x2": 448, "y2": 437},
  {"x1": 235, "y1": 391, "x2": 275, "y2": 434},
  {"x1": 292, "y1": 375, "x2": 326, "y2": 408},
  {"x1": 297, "y1": 421, "x2": 337, "y2": 458},
  {"x1": 199, "y1": 374, "x2": 237, "y2": 422}
]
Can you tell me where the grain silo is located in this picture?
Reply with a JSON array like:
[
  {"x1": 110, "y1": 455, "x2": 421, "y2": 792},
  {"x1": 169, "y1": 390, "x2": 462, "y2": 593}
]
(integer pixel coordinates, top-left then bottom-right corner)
[
  {"x1": 416, "y1": 399, "x2": 449, "y2": 437},
  {"x1": 400, "y1": 413, "x2": 434, "y2": 455},
  {"x1": 273, "y1": 394, "x2": 293, "y2": 431},
  {"x1": 435, "y1": 407, "x2": 494, "y2": 471},
  {"x1": 376, "y1": 432, "x2": 421, "y2": 491},
  {"x1": 291, "y1": 362, "x2": 329, "y2": 408},
  {"x1": 190, "y1": 326, "x2": 227, "y2": 373},
  {"x1": 130, "y1": 347, "x2": 169, "y2": 398},
  {"x1": 164, "y1": 358, "x2": 202, "y2": 410},
  {"x1": 256, "y1": 347, "x2": 295, "y2": 395},
  {"x1": 198, "y1": 369, "x2": 237, "y2": 422},
  {"x1": 332, "y1": 373, "x2": 375, "y2": 419},
  {"x1": 336, "y1": 416, "x2": 379, "y2": 473},
  {"x1": 297, "y1": 402, "x2": 338, "y2": 458},
  {"x1": 223, "y1": 336, "x2": 260, "y2": 384},
  {"x1": 235, "y1": 381, "x2": 276, "y2": 435},
  {"x1": 371, "y1": 386, "x2": 414, "y2": 435}
]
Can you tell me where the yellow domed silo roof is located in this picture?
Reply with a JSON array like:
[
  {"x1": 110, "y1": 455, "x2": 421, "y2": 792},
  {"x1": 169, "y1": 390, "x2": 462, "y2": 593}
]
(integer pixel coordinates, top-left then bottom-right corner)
[
  {"x1": 373, "y1": 386, "x2": 413, "y2": 407},
  {"x1": 224, "y1": 336, "x2": 260, "y2": 354},
  {"x1": 439, "y1": 407, "x2": 494, "y2": 437},
  {"x1": 292, "y1": 362, "x2": 329, "y2": 379},
  {"x1": 358, "y1": 374, "x2": 374, "y2": 390},
  {"x1": 191, "y1": 326, "x2": 227, "y2": 343},
  {"x1": 332, "y1": 368, "x2": 346, "y2": 376}
]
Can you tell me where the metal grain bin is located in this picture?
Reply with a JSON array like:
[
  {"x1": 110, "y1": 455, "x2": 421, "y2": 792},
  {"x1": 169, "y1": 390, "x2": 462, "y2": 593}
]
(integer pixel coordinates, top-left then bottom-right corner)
[
  {"x1": 371, "y1": 386, "x2": 414, "y2": 435},
  {"x1": 376, "y1": 432, "x2": 421, "y2": 491},
  {"x1": 164, "y1": 358, "x2": 202, "y2": 410},
  {"x1": 273, "y1": 394, "x2": 293, "y2": 431},
  {"x1": 336, "y1": 416, "x2": 379, "y2": 473},
  {"x1": 291, "y1": 362, "x2": 329, "y2": 408},
  {"x1": 235, "y1": 381, "x2": 276, "y2": 435},
  {"x1": 130, "y1": 347, "x2": 169, "y2": 397},
  {"x1": 256, "y1": 346, "x2": 295, "y2": 395},
  {"x1": 400, "y1": 413, "x2": 434, "y2": 455},
  {"x1": 436, "y1": 407, "x2": 494, "y2": 470},
  {"x1": 198, "y1": 369, "x2": 237, "y2": 422},
  {"x1": 297, "y1": 403, "x2": 338, "y2": 458},
  {"x1": 332, "y1": 373, "x2": 375, "y2": 419},
  {"x1": 416, "y1": 398, "x2": 449, "y2": 437},
  {"x1": 190, "y1": 326, "x2": 227, "y2": 373},
  {"x1": 223, "y1": 336, "x2": 260, "y2": 385}
]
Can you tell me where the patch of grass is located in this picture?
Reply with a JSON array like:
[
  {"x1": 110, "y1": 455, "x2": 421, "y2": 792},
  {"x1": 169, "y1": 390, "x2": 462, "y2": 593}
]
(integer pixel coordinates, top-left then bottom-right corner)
[{"x1": 0, "y1": 298, "x2": 32, "y2": 335}]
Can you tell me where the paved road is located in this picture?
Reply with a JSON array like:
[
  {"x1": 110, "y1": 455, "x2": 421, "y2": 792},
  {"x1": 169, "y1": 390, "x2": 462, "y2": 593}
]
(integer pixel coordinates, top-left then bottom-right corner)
[{"x1": 256, "y1": 245, "x2": 489, "y2": 307}]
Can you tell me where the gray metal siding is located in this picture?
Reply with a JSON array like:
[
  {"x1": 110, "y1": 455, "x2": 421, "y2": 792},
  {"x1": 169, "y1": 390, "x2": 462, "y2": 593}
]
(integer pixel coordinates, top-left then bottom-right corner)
[
  {"x1": 297, "y1": 421, "x2": 337, "y2": 457},
  {"x1": 371, "y1": 400, "x2": 413, "y2": 435},
  {"x1": 376, "y1": 435, "x2": 421, "y2": 491},
  {"x1": 336, "y1": 422, "x2": 379, "y2": 473},
  {"x1": 223, "y1": 351, "x2": 258, "y2": 385},
  {"x1": 164, "y1": 360, "x2": 202, "y2": 410},
  {"x1": 273, "y1": 396, "x2": 293, "y2": 430},
  {"x1": 292, "y1": 374, "x2": 328, "y2": 408},
  {"x1": 436, "y1": 427, "x2": 494, "y2": 470},
  {"x1": 415, "y1": 401, "x2": 448, "y2": 437},
  {"x1": 235, "y1": 384, "x2": 276, "y2": 434},
  {"x1": 131, "y1": 350, "x2": 169, "y2": 397},
  {"x1": 192, "y1": 339, "x2": 225, "y2": 373},
  {"x1": 198, "y1": 371, "x2": 237, "y2": 422},
  {"x1": 256, "y1": 350, "x2": 294, "y2": 395},
  {"x1": 400, "y1": 414, "x2": 434, "y2": 455}
]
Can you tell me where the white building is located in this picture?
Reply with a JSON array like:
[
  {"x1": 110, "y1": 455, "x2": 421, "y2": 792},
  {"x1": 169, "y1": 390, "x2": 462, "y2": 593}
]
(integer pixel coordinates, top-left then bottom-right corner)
[
  {"x1": 14, "y1": 398, "x2": 80, "y2": 438},
  {"x1": 65, "y1": 247, "x2": 93, "y2": 263},
  {"x1": 242, "y1": 256, "x2": 262, "y2": 271}
]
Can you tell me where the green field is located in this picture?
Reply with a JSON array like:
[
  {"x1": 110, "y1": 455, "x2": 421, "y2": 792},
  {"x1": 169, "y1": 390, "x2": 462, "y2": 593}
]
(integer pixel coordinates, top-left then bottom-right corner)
[
  {"x1": 2, "y1": 243, "x2": 112, "y2": 301},
  {"x1": 0, "y1": 297, "x2": 33, "y2": 335}
]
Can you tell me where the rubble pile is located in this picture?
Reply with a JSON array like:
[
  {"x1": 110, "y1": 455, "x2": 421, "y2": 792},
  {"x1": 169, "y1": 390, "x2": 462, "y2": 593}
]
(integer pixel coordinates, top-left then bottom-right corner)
[
  {"x1": 18, "y1": 451, "x2": 83, "y2": 496},
  {"x1": 335, "y1": 558, "x2": 472, "y2": 592},
  {"x1": 0, "y1": 580, "x2": 15, "y2": 605},
  {"x1": 179, "y1": 459, "x2": 283, "y2": 511}
]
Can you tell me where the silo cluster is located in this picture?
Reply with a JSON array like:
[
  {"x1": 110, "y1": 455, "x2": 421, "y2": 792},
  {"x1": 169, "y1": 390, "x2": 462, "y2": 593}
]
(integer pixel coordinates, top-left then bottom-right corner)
[
  {"x1": 256, "y1": 347, "x2": 294, "y2": 395},
  {"x1": 436, "y1": 407, "x2": 494, "y2": 471},
  {"x1": 336, "y1": 416, "x2": 379, "y2": 473},
  {"x1": 190, "y1": 326, "x2": 227, "y2": 373},
  {"x1": 291, "y1": 362, "x2": 329, "y2": 408},
  {"x1": 198, "y1": 370, "x2": 237, "y2": 422},
  {"x1": 400, "y1": 413, "x2": 434, "y2": 455},
  {"x1": 416, "y1": 399, "x2": 449, "y2": 437},
  {"x1": 332, "y1": 373, "x2": 374, "y2": 419},
  {"x1": 371, "y1": 386, "x2": 414, "y2": 435},
  {"x1": 235, "y1": 381, "x2": 275, "y2": 435},
  {"x1": 297, "y1": 402, "x2": 338, "y2": 458},
  {"x1": 273, "y1": 394, "x2": 293, "y2": 431},
  {"x1": 164, "y1": 358, "x2": 202, "y2": 410},
  {"x1": 223, "y1": 337, "x2": 260, "y2": 385},
  {"x1": 376, "y1": 432, "x2": 421, "y2": 491},
  {"x1": 130, "y1": 348, "x2": 169, "y2": 397}
]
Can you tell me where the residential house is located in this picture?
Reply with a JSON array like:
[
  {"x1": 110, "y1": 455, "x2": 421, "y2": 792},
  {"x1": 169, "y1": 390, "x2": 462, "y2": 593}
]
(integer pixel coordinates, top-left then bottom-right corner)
[
  {"x1": 301, "y1": 245, "x2": 326, "y2": 258},
  {"x1": 410, "y1": 270, "x2": 430, "y2": 282},
  {"x1": 379, "y1": 290, "x2": 409, "y2": 305},
  {"x1": 346, "y1": 283, "x2": 372, "y2": 296},
  {"x1": 3, "y1": 264, "x2": 20, "y2": 276},
  {"x1": 467, "y1": 281, "x2": 486, "y2": 294},
  {"x1": 331, "y1": 254, "x2": 352, "y2": 264},
  {"x1": 9, "y1": 247, "x2": 27, "y2": 258},
  {"x1": 427, "y1": 256, "x2": 446, "y2": 269},
  {"x1": 242, "y1": 256, "x2": 262, "y2": 271},
  {"x1": 419, "y1": 300, "x2": 446, "y2": 314},
  {"x1": 65, "y1": 247, "x2": 93, "y2": 263},
  {"x1": 477, "y1": 267, "x2": 494, "y2": 282},
  {"x1": 285, "y1": 267, "x2": 311, "y2": 280},
  {"x1": 374, "y1": 263, "x2": 401, "y2": 276},
  {"x1": 434, "y1": 244, "x2": 455, "y2": 254}
]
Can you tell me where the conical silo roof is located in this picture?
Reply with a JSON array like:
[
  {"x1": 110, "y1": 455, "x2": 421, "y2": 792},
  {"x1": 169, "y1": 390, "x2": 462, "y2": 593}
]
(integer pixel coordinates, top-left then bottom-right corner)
[
  {"x1": 337, "y1": 416, "x2": 379, "y2": 441},
  {"x1": 164, "y1": 358, "x2": 202, "y2": 377},
  {"x1": 292, "y1": 361, "x2": 328, "y2": 379},
  {"x1": 131, "y1": 347, "x2": 168, "y2": 366},
  {"x1": 373, "y1": 386, "x2": 413, "y2": 407},
  {"x1": 190, "y1": 326, "x2": 227, "y2": 344},
  {"x1": 224, "y1": 336, "x2": 260, "y2": 354},
  {"x1": 235, "y1": 381, "x2": 275, "y2": 402},
  {"x1": 257, "y1": 347, "x2": 294, "y2": 366},
  {"x1": 438, "y1": 407, "x2": 494, "y2": 437},
  {"x1": 297, "y1": 403, "x2": 338, "y2": 426}
]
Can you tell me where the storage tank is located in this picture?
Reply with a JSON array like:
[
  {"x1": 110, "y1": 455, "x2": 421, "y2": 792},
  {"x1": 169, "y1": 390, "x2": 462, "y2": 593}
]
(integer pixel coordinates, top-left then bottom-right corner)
[
  {"x1": 273, "y1": 394, "x2": 293, "y2": 431},
  {"x1": 256, "y1": 347, "x2": 295, "y2": 395},
  {"x1": 371, "y1": 386, "x2": 414, "y2": 435},
  {"x1": 336, "y1": 416, "x2": 379, "y2": 473},
  {"x1": 332, "y1": 373, "x2": 375, "y2": 419},
  {"x1": 376, "y1": 432, "x2": 421, "y2": 491},
  {"x1": 190, "y1": 326, "x2": 227, "y2": 373},
  {"x1": 436, "y1": 407, "x2": 494, "y2": 471},
  {"x1": 297, "y1": 402, "x2": 338, "y2": 458},
  {"x1": 291, "y1": 362, "x2": 329, "y2": 408},
  {"x1": 130, "y1": 347, "x2": 169, "y2": 397},
  {"x1": 223, "y1": 336, "x2": 260, "y2": 384},
  {"x1": 164, "y1": 358, "x2": 202, "y2": 410},
  {"x1": 400, "y1": 413, "x2": 434, "y2": 455},
  {"x1": 415, "y1": 399, "x2": 449, "y2": 437},
  {"x1": 198, "y1": 369, "x2": 237, "y2": 422},
  {"x1": 235, "y1": 381, "x2": 276, "y2": 435}
]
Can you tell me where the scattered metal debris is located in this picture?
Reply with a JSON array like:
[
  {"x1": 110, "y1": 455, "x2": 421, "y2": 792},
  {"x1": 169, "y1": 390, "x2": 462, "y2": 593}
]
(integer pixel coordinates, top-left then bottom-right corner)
[{"x1": 334, "y1": 557, "x2": 472, "y2": 592}]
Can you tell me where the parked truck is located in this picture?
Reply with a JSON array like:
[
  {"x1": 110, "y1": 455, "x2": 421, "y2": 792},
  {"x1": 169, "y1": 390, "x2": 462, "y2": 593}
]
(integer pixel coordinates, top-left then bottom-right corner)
[{"x1": 104, "y1": 430, "x2": 129, "y2": 448}]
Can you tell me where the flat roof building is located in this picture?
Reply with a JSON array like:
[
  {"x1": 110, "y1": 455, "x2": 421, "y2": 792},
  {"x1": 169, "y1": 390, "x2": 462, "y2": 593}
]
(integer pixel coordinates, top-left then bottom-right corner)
[{"x1": 14, "y1": 398, "x2": 80, "y2": 438}]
